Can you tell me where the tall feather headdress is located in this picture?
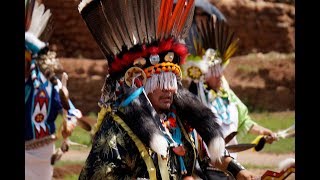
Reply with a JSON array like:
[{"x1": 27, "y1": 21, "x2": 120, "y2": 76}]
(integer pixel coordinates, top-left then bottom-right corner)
[
  {"x1": 79, "y1": 0, "x2": 225, "y2": 163},
  {"x1": 184, "y1": 11, "x2": 239, "y2": 82},
  {"x1": 79, "y1": 0, "x2": 195, "y2": 79}
]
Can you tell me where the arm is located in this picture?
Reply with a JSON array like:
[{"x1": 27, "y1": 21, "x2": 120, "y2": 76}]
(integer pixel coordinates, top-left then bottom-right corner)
[
  {"x1": 56, "y1": 73, "x2": 79, "y2": 138},
  {"x1": 227, "y1": 88, "x2": 257, "y2": 137},
  {"x1": 249, "y1": 124, "x2": 277, "y2": 144},
  {"x1": 213, "y1": 156, "x2": 257, "y2": 180},
  {"x1": 228, "y1": 89, "x2": 277, "y2": 143}
]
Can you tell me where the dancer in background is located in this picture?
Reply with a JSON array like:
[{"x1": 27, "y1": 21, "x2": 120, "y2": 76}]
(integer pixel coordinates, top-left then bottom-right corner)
[
  {"x1": 25, "y1": 1, "x2": 81, "y2": 179},
  {"x1": 182, "y1": 3, "x2": 277, "y2": 179}
]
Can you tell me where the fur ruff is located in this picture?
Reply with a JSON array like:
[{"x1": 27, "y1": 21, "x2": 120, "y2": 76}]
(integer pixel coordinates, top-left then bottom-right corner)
[
  {"x1": 116, "y1": 80, "x2": 224, "y2": 160},
  {"x1": 118, "y1": 86, "x2": 168, "y2": 156},
  {"x1": 174, "y1": 82, "x2": 225, "y2": 162}
]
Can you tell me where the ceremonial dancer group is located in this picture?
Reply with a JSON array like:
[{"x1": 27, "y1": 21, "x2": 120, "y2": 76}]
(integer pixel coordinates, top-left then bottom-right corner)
[{"x1": 25, "y1": 0, "x2": 295, "y2": 179}]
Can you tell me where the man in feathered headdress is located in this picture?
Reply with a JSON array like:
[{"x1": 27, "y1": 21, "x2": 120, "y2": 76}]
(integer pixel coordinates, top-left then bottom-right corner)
[
  {"x1": 25, "y1": 1, "x2": 83, "y2": 179},
  {"x1": 78, "y1": 0, "x2": 256, "y2": 179},
  {"x1": 183, "y1": 1, "x2": 278, "y2": 178}
]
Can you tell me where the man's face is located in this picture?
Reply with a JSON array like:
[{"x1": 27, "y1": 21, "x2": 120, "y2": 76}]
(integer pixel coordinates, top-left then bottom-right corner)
[
  {"x1": 206, "y1": 75, "x2": 222, "y2": 91},
  {"x1": 147, "y1": 88, "x2": 175, "y2": 114}
]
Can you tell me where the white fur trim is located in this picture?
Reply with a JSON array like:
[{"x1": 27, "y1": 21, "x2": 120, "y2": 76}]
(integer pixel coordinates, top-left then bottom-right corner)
[
  {"x1": 150, "y1": 134, "x2": 168, "y2": 157},
  {"x1": 144, "y1": 72, "x2": 178, "y2": 94},
  {"x1": 78, "y1": 0, "x2": 94, "y2": 12},
  {"x1": 278, "y1": 158, "x2": 295, "y2": 171},
  {"x1": 25, "y1": 32, "x2": 46, "y2": 50},
  {"x1": 208, "y1": 136, "x2": 225, "y2": 164}
]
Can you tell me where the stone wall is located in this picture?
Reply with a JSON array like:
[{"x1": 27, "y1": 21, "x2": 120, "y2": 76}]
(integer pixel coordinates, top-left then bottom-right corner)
[
  {"x1": 59, "y1": 59, "x2": 108, "y2": 115},
  {"x1": 59, "y1": 55, "x2": 294, "y2": 115},
  {"x1": 213, "y1": 0, "x2": 295, "y2": 55},
  {"x1": 43, "y1": 0, "x2": 102, "y2": 58},
  {"x1": 43, "y1": 0, "x2": 295, "y2": 59}
]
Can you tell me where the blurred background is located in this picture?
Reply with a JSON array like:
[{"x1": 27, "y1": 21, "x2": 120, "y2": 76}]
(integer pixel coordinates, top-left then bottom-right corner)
[
  {"x1": 37, "y1": 0, "x2": 295, "y2": 179},
  {"x1": 40, "y1": 0, "x2": 294, "y2": 115}
]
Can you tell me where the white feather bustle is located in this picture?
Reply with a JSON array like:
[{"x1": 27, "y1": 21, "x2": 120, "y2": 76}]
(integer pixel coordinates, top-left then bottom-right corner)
[
  {"x1": 208, "y1": 136, "x2": 225, "y2": 164},
  {"x1": 78, "y1": 0, "x2": 94, "y2": 12},
  {"x1": 144, "y1": 72, "x2": 178, "y2": 94},
  {"x1": 28, "y1": 1, "x2": 52, "y2": 38},
  {"x1": 25, "y1": 32, "x2": 46, "y2": 51},
  {"x1": 149, "y1": 134, "x2": 169, "y2": 157}
]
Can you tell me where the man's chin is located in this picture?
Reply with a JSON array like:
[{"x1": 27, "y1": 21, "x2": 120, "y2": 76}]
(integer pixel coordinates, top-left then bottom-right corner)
[{"x1": 159, "y1": 103, "x2": 172, "y2": 111}]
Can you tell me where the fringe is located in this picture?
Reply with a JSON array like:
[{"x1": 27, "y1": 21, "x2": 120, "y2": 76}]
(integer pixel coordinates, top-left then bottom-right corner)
[{"x1": 144, "y1": 72, "x2": 178, "y2": 94}]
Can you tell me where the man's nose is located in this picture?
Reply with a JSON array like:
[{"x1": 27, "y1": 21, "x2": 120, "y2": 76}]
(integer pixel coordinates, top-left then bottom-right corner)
[{"x1": 162, "y1": 89, "x2": 175, "y2": 94}]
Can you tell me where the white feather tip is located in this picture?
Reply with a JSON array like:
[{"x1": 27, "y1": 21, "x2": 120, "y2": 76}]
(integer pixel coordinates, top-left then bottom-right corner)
[
  {"x1": 208, "y1": 136, "x2": 225, "y2": 164},
  {"x1": 78, "y1": 0, "x2": 94, "y2": 12},
  {"x1": 25, "y1": 32, "x2": 46, "y2": 51},
  {"x1": 150, "y1": 134, "x2": 168, "y2": 157}
]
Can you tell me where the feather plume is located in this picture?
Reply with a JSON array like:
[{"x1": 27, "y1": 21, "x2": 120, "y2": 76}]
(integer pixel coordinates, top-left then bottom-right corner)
[
  {"x1": 118, "y1": 0, "x2": 137, "y2": 47},
  {"x1": 38, "y1": 14, "x2": 54, "y2": 43},
  {"x1": 147, "y1": 0, "x2": 156, "y2": 42},
  {"x1": 25, "y1": 0, "x2": 35, "y2": 31},
  {"x1": 131, "y1": 0, "x2": 143, "y2": 43},
  {"x1": 138, "y1": 0, "x2": 148, "y2": 43},
  {"x1": 79, "y1": 0, "x2": 194, "y2": 59},
  {"x1": 163, "y1": 0, "x2": 174, "y2": 39},
  {"x1": 215, "y1": 19, "x2": 239, "y2": 63},
  {"x1": 27, "y1": 1, "x2": 52, "y2": 38},
  {"x1": 157, "y1": 0, "x2": 165, "y2": 39},
  {"x1": 116, "y1": 0, "x2": 135, "y2": 48},
  {"x1": 180, "y1": 0, "x2": 195, "y2": 39},
  {"x1": 80, "y1": 0, "x2": 121, "y2": 56},
  {"x1": 78, "y1": 0, "x2": 94, "y2": 12},
  {"x1": 186, "y1": 13, "x2": 238, "y2": 65},
  {"x1": 167, "y1": 0, "x2": 185, "y2": 38},
  {"x1": 101, "y1": 0, "x2": 128, "y2": 49},
  {"x1": 143, "y1": 0, "x2": 151, "y2": 43},
  {"x1": 176, "y1": 0, "x2": 195, "y2": 38}
]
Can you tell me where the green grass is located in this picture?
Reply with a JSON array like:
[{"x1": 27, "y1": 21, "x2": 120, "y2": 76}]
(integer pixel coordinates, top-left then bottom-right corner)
[
  {"x1": 54, "y1": 111, "x2": 294, "y2": 154},
  {"x1": 237, "y1": 111, "x2": 295, "y2": 154},
  {"x1": 63, "y1": 174, "x2": 79, "y2": 180},
  {"x1": 54, "y1": 111, "x2": 294, "y2": 179},
  {"x1": 54, "y1": 114, "x2": 94, "y2": 149},
  {"x1": 55, "y1": 160, "x2": 85, "y2": 167}
]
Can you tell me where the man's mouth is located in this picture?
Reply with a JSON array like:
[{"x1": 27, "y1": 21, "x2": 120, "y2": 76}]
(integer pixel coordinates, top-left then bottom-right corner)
[{"x1": 160, "y1": 97, "x2": 172, "y2": 102}]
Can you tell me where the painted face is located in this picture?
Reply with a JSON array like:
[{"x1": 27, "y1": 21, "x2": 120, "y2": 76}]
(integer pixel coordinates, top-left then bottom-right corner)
[
  {"x1": 147, "y1": 88, "x2": 175, "y2": 114},
  {"x1": 206, "y1": 75, "x2": 222, "y2": 91}
]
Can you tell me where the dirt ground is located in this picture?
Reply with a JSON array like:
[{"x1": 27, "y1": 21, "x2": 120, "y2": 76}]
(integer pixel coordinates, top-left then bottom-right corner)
[{"x1": 53, "y1": 149, "x2": 295, "y2": 179}]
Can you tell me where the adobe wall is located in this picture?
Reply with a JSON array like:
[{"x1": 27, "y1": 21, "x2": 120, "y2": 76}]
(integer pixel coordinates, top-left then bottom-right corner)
[{"x1": 43, "y1": 0, "x2": 295, "y2": 58}]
